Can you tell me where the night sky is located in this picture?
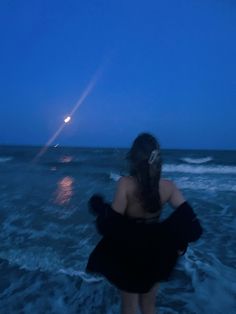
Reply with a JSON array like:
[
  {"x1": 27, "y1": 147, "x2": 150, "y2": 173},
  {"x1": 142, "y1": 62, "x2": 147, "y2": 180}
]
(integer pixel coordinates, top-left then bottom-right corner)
[{"x1": 0, "y1": 0, "x2": 235, "y2": 149}]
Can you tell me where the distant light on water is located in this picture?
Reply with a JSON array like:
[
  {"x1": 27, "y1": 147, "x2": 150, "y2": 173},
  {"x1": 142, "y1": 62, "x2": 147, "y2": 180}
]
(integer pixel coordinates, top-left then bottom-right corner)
[
  {"x1": 54, "y1": 176, "x2": 74, "y2": 205},
  {"x1": 64, "y1": 116, "x2": 71, "y2": 123}
]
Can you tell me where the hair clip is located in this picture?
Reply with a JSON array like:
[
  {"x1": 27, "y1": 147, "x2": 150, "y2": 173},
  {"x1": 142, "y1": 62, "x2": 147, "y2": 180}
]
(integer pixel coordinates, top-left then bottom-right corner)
[{"x1": 148, "y1": 149, "x2": 160, "y2": 165}]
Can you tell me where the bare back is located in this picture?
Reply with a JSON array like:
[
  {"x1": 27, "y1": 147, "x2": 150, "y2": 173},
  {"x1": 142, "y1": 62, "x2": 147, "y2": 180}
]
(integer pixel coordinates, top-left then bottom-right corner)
[{"x1": 112, "y1": 176, "x2": 185, "y2": 218}]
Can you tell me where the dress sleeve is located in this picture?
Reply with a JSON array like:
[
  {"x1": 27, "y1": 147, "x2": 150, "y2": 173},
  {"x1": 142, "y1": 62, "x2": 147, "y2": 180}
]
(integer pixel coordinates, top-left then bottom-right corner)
[
  {"x1": 163, "y1": 201, "x2": 203, "y2": 251},
  {"x1": 89, "y1": 194, "x2": 128, "y2": 239}
]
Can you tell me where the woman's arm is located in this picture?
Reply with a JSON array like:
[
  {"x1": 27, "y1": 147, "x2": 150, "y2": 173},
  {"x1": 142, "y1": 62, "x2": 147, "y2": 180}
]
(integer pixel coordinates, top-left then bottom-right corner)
[
  {"x1": 168, "y1": 181, "x2": 186, "y2": 209},
  {"x1": 112, "y1": 177, "x2": 128, "y2": 215}
]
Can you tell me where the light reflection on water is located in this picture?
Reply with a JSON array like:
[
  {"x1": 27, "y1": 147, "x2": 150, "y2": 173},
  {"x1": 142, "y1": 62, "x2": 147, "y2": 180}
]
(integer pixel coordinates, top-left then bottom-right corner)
[
  {"x1": 54, "y1": 176, "x2": 74, "y2": 205},
  {"x1": 59, "y1": 155, "x2": 73, "y2": 163}
]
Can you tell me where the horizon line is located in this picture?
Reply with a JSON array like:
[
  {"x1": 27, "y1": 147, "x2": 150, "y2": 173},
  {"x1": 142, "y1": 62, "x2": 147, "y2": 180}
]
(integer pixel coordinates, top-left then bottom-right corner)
[{"x1": 0, "y1": 143, "x2": 235, "y2": 152}]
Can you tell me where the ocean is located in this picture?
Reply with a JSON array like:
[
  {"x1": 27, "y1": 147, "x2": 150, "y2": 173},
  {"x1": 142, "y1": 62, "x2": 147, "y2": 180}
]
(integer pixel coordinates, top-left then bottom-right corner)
[{"x1": 0, "y1": 145, "x2": 235, "y2": 314}]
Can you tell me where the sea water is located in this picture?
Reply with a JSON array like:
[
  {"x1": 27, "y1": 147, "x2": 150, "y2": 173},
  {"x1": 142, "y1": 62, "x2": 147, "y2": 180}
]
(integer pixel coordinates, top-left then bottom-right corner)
[{"x1": 0, "y1": 146, "x2": 235, "y2": 314}]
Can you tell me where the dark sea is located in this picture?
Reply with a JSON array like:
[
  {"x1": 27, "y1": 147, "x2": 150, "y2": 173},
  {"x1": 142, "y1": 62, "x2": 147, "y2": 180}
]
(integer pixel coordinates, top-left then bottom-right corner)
[{"x1": 0, "y1": 145, "x2": 235, "y2": 314}]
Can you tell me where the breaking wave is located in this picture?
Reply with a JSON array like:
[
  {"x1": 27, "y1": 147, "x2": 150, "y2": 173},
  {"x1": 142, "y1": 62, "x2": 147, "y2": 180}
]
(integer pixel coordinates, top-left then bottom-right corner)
[
  {"x1": 163, "y1": 164, "x2": 236, "y2": 175},
  {"x1": 0, "y1": 156, "x2": 13, "y2": 163},
  {"x1": 181, "y1": 157, "x2": 213, "y2": 164}
]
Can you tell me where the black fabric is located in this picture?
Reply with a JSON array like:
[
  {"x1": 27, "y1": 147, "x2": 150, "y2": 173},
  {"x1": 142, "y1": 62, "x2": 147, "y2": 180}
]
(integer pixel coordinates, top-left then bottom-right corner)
[
  {"x1": 162, "y1": 201, "x2": 203, "y2": 244},
  {"x1": 86, "y1": 195, "x2": 203, "y2": 293}
]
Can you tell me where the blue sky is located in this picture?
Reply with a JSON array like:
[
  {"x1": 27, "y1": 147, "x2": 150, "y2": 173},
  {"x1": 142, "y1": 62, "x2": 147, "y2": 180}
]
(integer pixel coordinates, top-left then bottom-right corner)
[{"x1": 0, "y1": 0, "x2": 235, "y2": 149}]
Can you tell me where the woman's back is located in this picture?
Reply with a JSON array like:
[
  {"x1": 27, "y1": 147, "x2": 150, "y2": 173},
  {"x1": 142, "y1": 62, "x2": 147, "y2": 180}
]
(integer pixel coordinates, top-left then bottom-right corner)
[
  {"x1": 112, "y1": 176, "x2": 185, "y2": 218},
  {"x1": 87, "y1": 174, "x2": 187, "y2": 294}
]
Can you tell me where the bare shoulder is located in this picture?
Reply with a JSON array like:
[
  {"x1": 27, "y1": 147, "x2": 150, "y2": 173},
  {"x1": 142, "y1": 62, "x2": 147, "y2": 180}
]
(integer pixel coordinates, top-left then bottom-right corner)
[
  {"x1": 115, "y1": 176, "x2": 138, "y2": 202},
  {"x1": 159, "y1": 178, "x2": 176, "y2": 198},
  {"x1": 160, "y1": 178, "x2": 174, "y2": 191},
  {"x1": 117, "y1": 176, "x2": 136, "y2": 190},
  {"x1": 117, "y1": 175, "x2": 132, "y2": 187}
]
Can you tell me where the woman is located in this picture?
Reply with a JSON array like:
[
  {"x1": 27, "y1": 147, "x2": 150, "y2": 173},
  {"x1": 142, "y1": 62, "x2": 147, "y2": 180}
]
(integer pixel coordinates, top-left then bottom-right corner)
[{"x1": 87, "y1": 133, "x2": 201, "y2": 314}]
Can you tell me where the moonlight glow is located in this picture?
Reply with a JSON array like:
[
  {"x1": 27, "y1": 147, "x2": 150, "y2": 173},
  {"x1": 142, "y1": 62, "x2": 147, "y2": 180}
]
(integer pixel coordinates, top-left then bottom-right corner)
[{"x1": 64, "y1": 116, "x2": 71, "y2": 123}]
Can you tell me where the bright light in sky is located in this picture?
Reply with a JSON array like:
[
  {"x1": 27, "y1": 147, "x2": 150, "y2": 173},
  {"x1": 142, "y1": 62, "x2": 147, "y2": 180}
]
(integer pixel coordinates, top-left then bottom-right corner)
[
  {"x1": 64, "y1": 116, "x2": 71, "y2": 123},
  {"x1": 32, "y1": 66, "x2": 103, "y2": 163}
]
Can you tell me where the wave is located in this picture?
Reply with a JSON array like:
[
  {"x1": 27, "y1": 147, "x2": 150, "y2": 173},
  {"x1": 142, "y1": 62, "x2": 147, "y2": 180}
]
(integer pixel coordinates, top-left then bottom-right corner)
[
  {"x1": 58, "y1": 269, "x2": 102, "y2": 282},
  {"x1": 0, "y1": 248, "x2": 103, "y2": 289},
  {"x1": 110, "y1": 172, "x2": 121, "y2": 181},
  {"x1": 163, "y1": 164, "x2": 236, "y2": 175},
  {"x1": 175, "y1": 177, "x2": 236, "y2": 192},
  {"x1": 181, "y1": 248, "x2": 236, "y2": 314},
  {"x1": 0, "y1": 247, "x2": 98, "y2": 281},
  {"x1": 109, "y1": 172, "x2": 236, "y2": 192},
  {"x1": 110, "y1": 164, "x2": 236, "y2": 178},
  {"x1": 181, "y1": 157, "x2": 213, "y2": 164},
  {"x1": 0, "y1": 248, "x2": 63, "y2": 273},
  {"x1": 0, "y1": 156, "x2": 13, "y2": 163},
  {"x1": 0, "y1": 221, "x2": 98, "y2": 284}
]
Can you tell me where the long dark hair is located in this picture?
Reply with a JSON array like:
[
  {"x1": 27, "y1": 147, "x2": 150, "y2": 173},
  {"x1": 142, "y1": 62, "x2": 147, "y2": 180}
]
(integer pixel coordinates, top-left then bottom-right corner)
[{"x1": 127, "y1": 133, "x2": 162, "y2": 213}]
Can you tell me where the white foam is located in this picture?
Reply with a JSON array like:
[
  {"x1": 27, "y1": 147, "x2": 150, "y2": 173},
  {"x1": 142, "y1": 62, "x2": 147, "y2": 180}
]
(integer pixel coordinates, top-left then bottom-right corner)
[
  {"x1": 175, "y1": 176, "x2": 236, "y2": 192},
  {"x1": 163, "y1": 164, "x2": 236, "y2": 174},
  {"x1": 181, "y1": 157, "x2": 213, "y2": 164},
  {"x1": 180, "y1": 248, "x2": 236, "y2": 314},
  {"x1": 0, "y1": 247, "x2": 100, "y2": 283},
  {"x1": 59, "y1": 269, "x2": 102, "y2": 282},
  {"x1": 0, "y1": 156, "x2": 13, "y2": 162},
  {"x1": 110, "y1": 163, "x2": 236, "y2": 178},
  {"x1": 0, "y1": 248, "x2": 63, "y2": 272},
  {"x1": 110, "y1": 172, "x2": 121, "y2": 181}
]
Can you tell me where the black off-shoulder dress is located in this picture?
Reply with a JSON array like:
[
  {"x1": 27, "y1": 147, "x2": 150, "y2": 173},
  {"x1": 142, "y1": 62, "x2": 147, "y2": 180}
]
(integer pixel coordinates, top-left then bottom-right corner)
[{"x1": 86, "y1": 196, "x2": 202, "y2": 293}]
